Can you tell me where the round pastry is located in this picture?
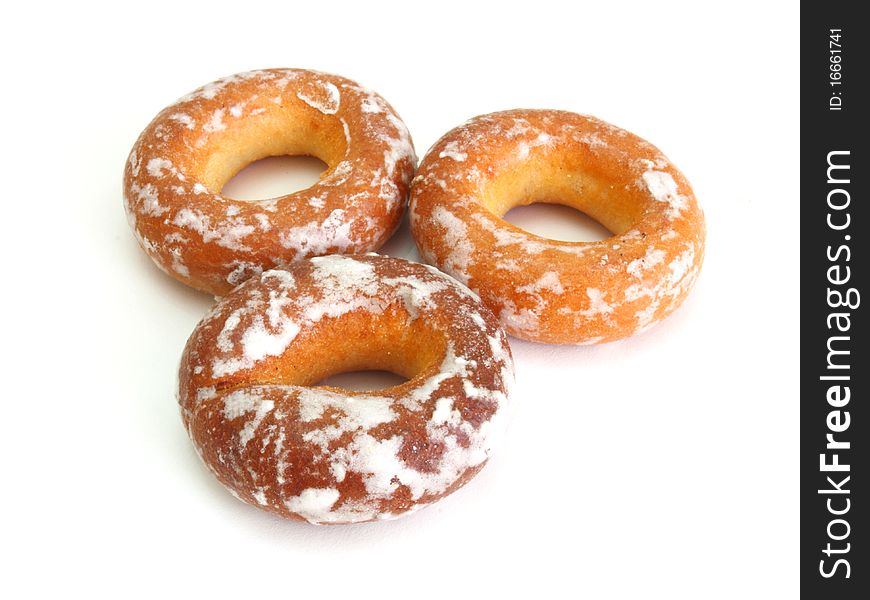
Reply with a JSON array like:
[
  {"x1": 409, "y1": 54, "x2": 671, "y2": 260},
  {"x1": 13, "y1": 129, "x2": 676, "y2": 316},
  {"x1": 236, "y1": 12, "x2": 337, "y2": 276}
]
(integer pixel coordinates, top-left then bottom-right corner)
[
  {"x1": 178, "y1": 254, "x2": 513, "y2": 524},
  {"x1": 410, "y1": 109, "x2": 705, "y2": 344},
  {"x1": 124, "y1": 69, "x2": 416, "y2": 296}
]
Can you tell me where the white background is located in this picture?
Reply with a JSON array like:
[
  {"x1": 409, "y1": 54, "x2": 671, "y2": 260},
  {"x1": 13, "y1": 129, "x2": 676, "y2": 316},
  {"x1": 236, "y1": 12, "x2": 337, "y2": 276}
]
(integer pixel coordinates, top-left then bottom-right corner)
[{"x1": 3, "y1": 1, "x2": 799, "y2": 597}]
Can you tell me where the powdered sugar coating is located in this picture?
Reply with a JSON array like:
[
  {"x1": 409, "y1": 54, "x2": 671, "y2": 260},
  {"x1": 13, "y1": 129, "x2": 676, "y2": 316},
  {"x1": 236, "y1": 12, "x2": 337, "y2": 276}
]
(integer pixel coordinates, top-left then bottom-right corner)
[
  {"x1": 124, "y1": 69, "x2": 417, "y2": 295},
  {"x1": 410, "y1": 109, "x2": 705, "y2": 344},
  {"x1": 179, "y1": 255, "x2": 513, "y2": 524}
]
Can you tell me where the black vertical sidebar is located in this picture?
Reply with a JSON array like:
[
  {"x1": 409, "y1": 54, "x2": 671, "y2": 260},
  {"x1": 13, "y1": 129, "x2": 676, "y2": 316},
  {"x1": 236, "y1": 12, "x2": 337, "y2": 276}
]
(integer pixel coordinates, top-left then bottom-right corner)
[{"x1": 801, "y1": 3, "x2": 867, "y2": 598}]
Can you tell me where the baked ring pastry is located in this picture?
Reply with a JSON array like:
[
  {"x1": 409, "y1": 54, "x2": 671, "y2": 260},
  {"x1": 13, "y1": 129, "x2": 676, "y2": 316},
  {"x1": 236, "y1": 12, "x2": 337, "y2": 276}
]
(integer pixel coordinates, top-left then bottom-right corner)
[
  {"x1": 178, "y1": 254, "x2": 513, "y2": 524},
  {"x1": 124, "y1": 69, "x2": 416, "y2": 296},
  {"x1": 410, "y1": 109, "x2": 705, "y2": 344}
]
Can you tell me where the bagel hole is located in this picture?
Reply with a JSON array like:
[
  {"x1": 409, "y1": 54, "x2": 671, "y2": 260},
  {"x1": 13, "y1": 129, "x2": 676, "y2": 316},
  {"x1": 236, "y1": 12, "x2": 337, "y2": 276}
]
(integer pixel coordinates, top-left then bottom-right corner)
[
  {"x1": 503, "y1": 202, "x2": 612, "y2": 242},
  {"x1": 255, "y1": 308, "x2": 447, "y2": 393},
  {"x1": 221, "y1": 155, "x2": 327, "y2": 201},
  {"x1": 316, "y1": 370, "x2": 410, "y2": 392}
]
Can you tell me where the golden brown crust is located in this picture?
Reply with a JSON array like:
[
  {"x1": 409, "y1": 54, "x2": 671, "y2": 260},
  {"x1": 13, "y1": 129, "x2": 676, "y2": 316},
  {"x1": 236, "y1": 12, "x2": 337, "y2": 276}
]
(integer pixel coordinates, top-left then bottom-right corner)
[
  {"x1": 409, "y1": 109, "x2": 706, "y2": 344},
  {"x1": 124, "y1": 69, "x2": 416, "y2": 295},
  {"x1": 178, "y1": 254, "x2": 513, "y2": 524}
]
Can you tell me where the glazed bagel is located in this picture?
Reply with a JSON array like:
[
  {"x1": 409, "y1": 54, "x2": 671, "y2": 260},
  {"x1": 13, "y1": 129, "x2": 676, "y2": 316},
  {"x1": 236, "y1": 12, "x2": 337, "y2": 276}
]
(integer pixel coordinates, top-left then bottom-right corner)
[
  {"x1": 124, "y1": 69, "x2": 416, "y2": 295},
  {"x1": 179, "y1": 254, "x2": 513, "y2": 524},
  {"x1": 410, "y1": 109, "x2": 705, "y2": 344}
]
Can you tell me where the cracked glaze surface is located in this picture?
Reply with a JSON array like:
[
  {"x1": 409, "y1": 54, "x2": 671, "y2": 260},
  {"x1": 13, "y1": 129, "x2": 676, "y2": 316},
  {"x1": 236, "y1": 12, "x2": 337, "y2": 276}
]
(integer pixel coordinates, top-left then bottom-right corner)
[
  {"x1": 124, "y1": 69, "x2": 416, "y2": 295},
  {"x1": 178, "y1": 255, "x2": 513, "y2": 524},
  {"x1": 410, "y1": 109, "x2": 706, "y2": 344}
]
